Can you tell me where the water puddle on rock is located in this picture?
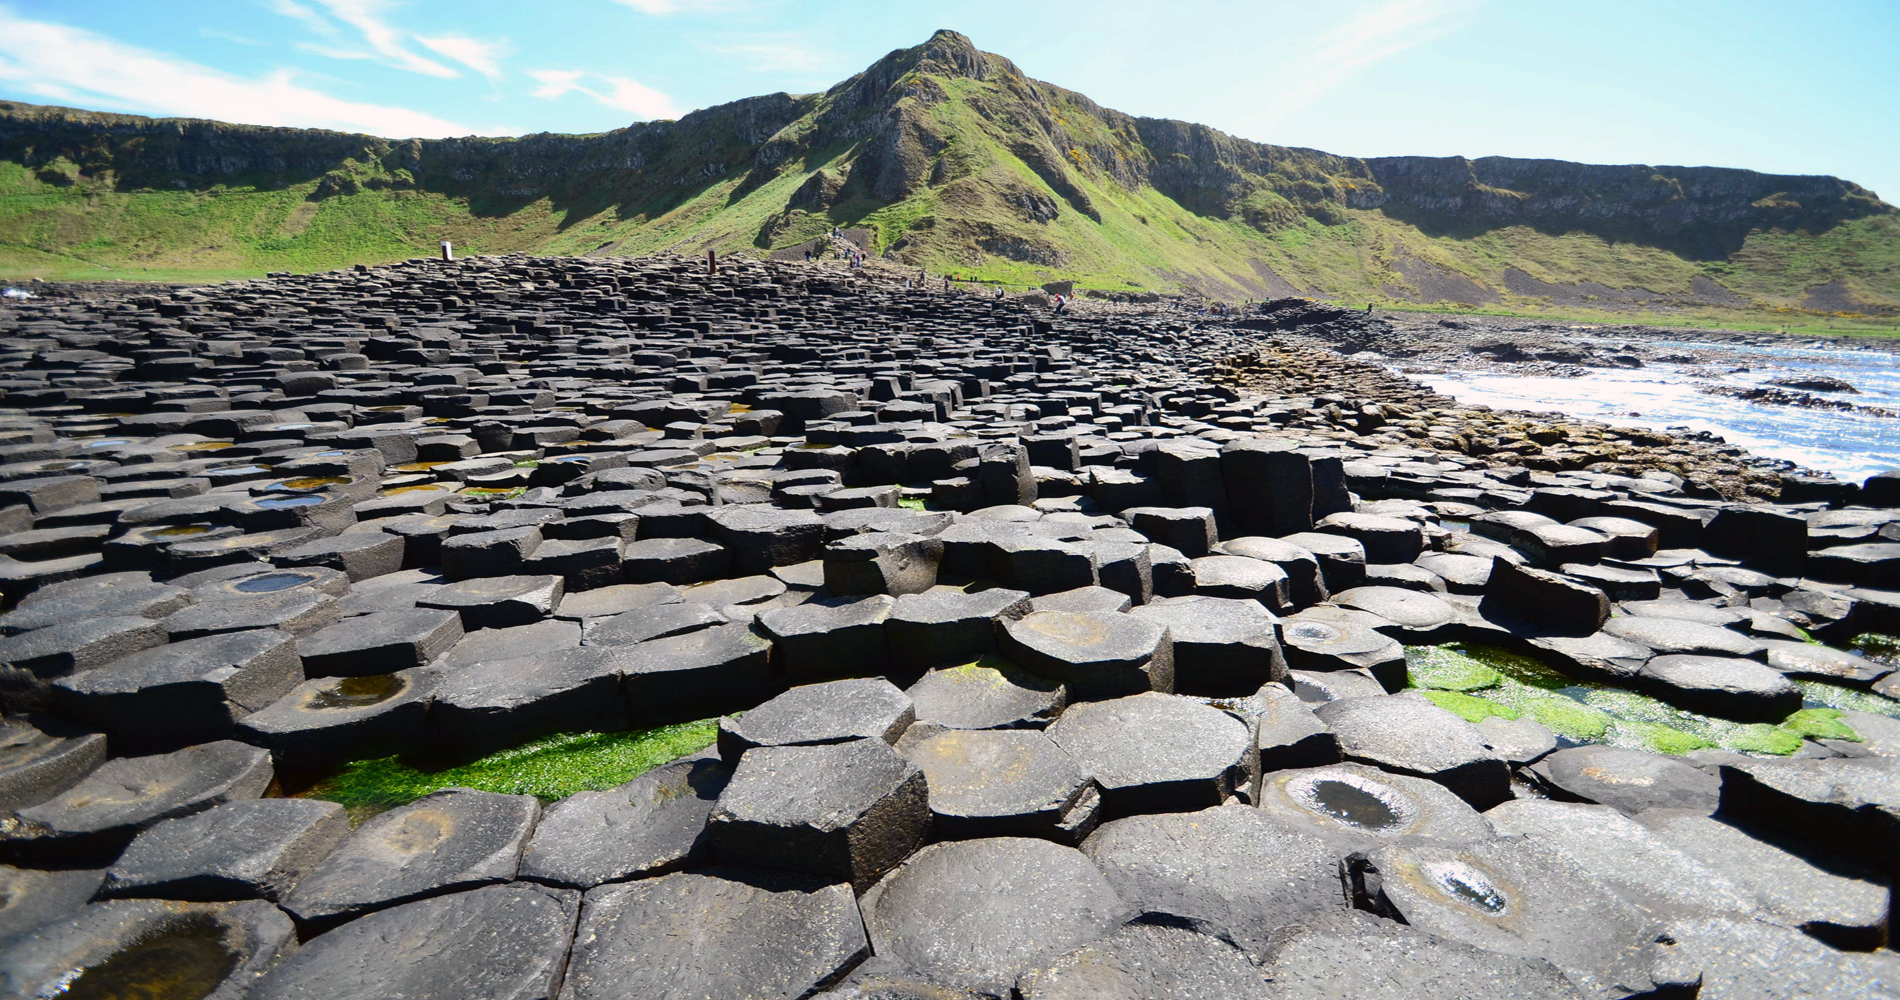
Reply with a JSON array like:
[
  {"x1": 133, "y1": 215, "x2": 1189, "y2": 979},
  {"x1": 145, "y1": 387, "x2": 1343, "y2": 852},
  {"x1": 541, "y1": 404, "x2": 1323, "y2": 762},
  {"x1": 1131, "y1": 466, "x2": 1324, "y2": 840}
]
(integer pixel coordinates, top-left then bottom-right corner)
[
  {"x1": 254, "y1": 494, "x2": 325, "y2": 509},
  {"x1": 308, "y1": 674, "x2": 405, "y2": 710},
  {"x1": 60, "y1": 915, "x2": 238, "y2": 1000},
  {"x1": 1424, "y1": 861, "x2": 1509, "y2": 914},
  {"x1": 231, "y1": 572, "x2": 317, "y2": 594},
  {"x1": 1305, "y1": 778, "x2": 1401, "y2": 829}
]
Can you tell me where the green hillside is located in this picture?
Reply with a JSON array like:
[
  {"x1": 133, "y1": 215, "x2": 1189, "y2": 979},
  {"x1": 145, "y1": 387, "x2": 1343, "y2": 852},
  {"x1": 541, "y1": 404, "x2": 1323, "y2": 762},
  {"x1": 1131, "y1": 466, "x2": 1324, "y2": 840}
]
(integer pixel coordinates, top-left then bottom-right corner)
[{"x1": 2, "y1": 30, "x2": 1895, "y2": 329}]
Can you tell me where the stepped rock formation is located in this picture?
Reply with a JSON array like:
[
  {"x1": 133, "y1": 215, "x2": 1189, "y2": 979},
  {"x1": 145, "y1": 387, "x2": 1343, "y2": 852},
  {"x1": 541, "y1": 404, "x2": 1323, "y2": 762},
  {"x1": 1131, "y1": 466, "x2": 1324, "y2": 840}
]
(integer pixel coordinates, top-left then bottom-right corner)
[{"x1": 1, "y1": 30, "x2": 1895, "y2": 313}]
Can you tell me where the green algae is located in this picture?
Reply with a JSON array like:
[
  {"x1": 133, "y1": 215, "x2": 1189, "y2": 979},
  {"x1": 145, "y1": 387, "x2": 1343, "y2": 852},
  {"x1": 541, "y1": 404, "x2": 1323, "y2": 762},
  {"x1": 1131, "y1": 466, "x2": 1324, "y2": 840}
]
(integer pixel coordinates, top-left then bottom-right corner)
[
  {"x1": 1611, "y1": 720, "x2": 1718, "y2": 755},
  {"x1": 1797, "y1": 679, "x2": 1900, "y2": 719},
  {"x1": 1402, "y1": 643, "x2": 1868, "y2": 757},
  {"x1": 1781, "y1": 707, "x2": 1861, "y2": 742},
  {"x1": 1407, "y1": 646, "x2": 1503, "y2": 692},
  {"x1": 896, "y1": 497, "x2": 927, "y2": 511},
  {"x1": 1419, "y1": 689, "x2": 1519, "y2": 723},
  {"x1": 1713, "y1": 724, "x2": 1807, "y2": 755},
  {"x1": 300, "y1": 720, "x2": 719, "y2": 823},
  {"x1": 1506, "y1": 690, "x2": 1614, "y2": 742}
]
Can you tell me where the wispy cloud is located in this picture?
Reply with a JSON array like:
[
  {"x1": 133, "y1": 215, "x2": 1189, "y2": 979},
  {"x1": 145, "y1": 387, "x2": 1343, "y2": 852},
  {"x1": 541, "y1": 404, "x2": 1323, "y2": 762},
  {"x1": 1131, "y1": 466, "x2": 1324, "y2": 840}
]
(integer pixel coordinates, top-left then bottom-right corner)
[
  {"x1": 269, "y1": 0, "x2": 510, "y2": 81},
  {"x1": 0, "y1": 11, "x2": 475, "y2": 137},
  {"x1": 417, "y1": 34, "x2": 509, "y2": 81},
  {"x1": 609, "y1": 0, "x2": 739, "y2": 14},
  {"x1": 304, "y1": 0, "x2": 456, "y2": 77},
  {"x1": 266, "y1": 0, "x2": 337, "y2": 38},
  {"x1": 1257, "y1": 0, "x2": 1485, "y2": 125},
  {"x1": 702, "y1": 34, "x2": 827, "y2": 73},
  {"x1": 528, "y1": 68, "x2": 681, "y2": 120}
]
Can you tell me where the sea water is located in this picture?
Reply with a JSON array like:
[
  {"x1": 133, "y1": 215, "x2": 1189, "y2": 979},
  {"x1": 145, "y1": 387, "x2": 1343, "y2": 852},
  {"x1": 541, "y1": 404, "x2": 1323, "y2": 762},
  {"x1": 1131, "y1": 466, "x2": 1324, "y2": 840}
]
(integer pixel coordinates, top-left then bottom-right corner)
[{"x1": 1413, "y1": 339, "x2": 1900, "y2": 482}]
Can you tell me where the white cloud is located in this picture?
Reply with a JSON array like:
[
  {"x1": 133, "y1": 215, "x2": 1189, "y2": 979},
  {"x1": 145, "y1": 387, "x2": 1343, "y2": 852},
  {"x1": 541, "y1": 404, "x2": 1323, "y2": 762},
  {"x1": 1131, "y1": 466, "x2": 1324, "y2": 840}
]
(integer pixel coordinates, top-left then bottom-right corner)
[
  {"x1": 272, "y1": 1, "x2": 514, "y2": 83},
  {"x1": 266, "y1": 0, "x2": 338, "y2": 39},
  {"x1": 1258, "y1": 0, "x2": 1486, "y2": 124},
  {"x1": 311, "y1": 0, "x2": 457, "y2": 76},
  {"x1": 417, "y1": 34, "x2": 509, "y2": 81},
  {"x1": 0, "y1": 11, "x2": 477, "y2": 137},
  {"x1": 528, "y1": 68, "x2": 681, "y2": 119},
  {"x1": 609, "y1": 0, "x2": 737, "y2": 14},
  {"x1": 703, "y1": 35, "x2": 827, "y2": 73}
]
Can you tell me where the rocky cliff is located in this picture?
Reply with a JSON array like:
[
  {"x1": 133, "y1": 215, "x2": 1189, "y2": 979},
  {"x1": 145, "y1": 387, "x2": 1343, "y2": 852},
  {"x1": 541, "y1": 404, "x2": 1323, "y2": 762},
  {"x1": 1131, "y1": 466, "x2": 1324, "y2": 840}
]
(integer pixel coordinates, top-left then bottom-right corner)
[{"x1": 2, "y1": 30, "x2": 1893, "y2": 315}]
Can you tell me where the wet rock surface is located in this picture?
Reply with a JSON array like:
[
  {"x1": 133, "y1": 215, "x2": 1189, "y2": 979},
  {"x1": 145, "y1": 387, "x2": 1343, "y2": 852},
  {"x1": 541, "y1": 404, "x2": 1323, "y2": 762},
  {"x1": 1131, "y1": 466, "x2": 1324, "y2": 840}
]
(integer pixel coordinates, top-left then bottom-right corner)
[{"x1": 0, "y1": 254, "x2": 1898, "y2": 992}]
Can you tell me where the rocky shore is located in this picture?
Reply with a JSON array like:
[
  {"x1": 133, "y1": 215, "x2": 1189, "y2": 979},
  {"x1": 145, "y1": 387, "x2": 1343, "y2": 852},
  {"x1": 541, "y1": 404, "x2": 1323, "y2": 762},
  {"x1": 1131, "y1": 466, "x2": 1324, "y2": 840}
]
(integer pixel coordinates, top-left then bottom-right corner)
[{"x1": 0, "y1": 254, "x2": 1898, "y2": 998}]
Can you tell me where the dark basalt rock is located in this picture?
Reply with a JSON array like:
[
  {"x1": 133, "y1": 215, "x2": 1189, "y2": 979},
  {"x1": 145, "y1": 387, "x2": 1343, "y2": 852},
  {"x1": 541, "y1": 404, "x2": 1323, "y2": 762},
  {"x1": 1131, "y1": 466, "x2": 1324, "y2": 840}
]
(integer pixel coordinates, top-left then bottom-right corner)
[
  {"x1": 281, "y1": 787, "x2": 538, "y2": 930},
  {"x1": 0, "y1": 716, "x2": 106, "y2": 810},
  {"x1": 998, "y1": 611, "x2": 1174, "y2": 700},
  {"x1": 1636, "y1": 652, "x2": 1803, "y2": 720},
  {"x1": 1081, "y1": 804, "x2": 1349, "y2": 959},
  {"x1": 1017, "y1": 920, "x2": 1272, "y2": 1000},
  {"x1": 1314, "y1": 695, "x2": 1511, "y2": 810},
  {"x1": 297, "y1": 609, "x2": 464, "y2": 676},
  {"x1": 905, "y1": 728, "x2": 1098, "y2": 842},
  {"x1": 859, "y1": 838, "x2": 1127, "y2": 996},
  {"x1": 717, "y1": 676, "x2": 914, "y2": 760},
  {"x1": 236, "y1": 667, "x2": 436, "y2": 767},
  {"x1": 0, "y1": 864, "x2": 106, "y2": 938},
  {"x1": 98, "y1": 797, "x2": 349, "y2": 903},
  {"x1": 1716, "y1": 756, "x2": 1900, "y2": 880},
  {"x1": 906, "y1": 658, "x2": 1066, "y2": 730},
  {"x1": 1484, "y1": 799, "x2": 1758, "y2": 921},
  {"x1": 3, "y1": 740, "x2": 272, "y2": 861},
  {"x1": 1347, "y1": 837, "x2": 1690, "y2": 1000},
  {"x1": 1260, "y1": 910, "x2": 1587, "y2": 999},
  {"x1": 708, "y1": 737, "x2": 929, "y2": 890},
  {"x1": 885, "y1": 587, "x2": 1033, "y2": 670},
  {"x1": 52, "y1": 628, "x2": 303, "y2": 751},
  {"x1": 561, "y1": 867, "x2": 866, "y2": 1000},
  {"x1": 1637, "y1": 808, "x2": 1894, "y2": 950},
  {"x1": 1126, "y1": 595, "x2": 1287, "y2": 696},
  {"x1": 1046, "y1": 692, "x2": 1252, "y2": 816},
  {"x1": 1530, "y1": 744, "x2": 1721, "y2": 815},
  {"x1": 519, "y1": 756, "x2": 730, "y2": 889},
  {"x1": 432, "y1": 646, "x2": 626, "y2": 756},
  {"x1": 250, "y1": 883, "x2": 580, "y2": 1000},
  {"x1": 1664, "y1": 915, "x2": 1900, "y2": 999}
]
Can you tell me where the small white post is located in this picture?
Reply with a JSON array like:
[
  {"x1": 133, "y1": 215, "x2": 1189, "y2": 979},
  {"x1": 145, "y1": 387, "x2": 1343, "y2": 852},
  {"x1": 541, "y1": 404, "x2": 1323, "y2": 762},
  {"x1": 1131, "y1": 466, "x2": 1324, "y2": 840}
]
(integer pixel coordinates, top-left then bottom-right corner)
[{"x1": 440, "y1": 240, "x2": 453, "y2": 261}]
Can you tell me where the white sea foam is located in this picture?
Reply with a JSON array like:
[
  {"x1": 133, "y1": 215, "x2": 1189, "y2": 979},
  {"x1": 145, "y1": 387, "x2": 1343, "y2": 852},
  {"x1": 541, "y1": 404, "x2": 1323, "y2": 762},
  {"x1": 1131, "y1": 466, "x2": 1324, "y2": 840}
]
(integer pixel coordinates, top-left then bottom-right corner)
[{"x1": 1411, "y1": 341, "x2": 1900, "y2": 482}]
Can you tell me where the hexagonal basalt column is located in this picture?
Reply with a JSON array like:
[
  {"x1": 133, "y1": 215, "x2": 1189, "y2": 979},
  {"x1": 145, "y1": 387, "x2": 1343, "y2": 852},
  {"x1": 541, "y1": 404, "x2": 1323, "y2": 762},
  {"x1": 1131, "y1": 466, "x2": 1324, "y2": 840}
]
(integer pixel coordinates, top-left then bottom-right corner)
[
  {"x1": 998, "y1": 611, "x2": 1173, "y2": 700},
  {"x1": 708, "y1": 737, "x2": 929, "y2": 890}
]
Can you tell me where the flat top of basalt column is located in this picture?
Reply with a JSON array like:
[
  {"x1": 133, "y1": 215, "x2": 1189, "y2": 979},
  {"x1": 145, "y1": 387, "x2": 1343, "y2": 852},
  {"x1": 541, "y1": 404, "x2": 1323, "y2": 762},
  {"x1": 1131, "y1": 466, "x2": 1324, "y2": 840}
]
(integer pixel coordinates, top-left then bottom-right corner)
[
  {"x1": 560, "y1": 866, "x2": 866, "y2": 1000},
  {"x1": 859, "y1": 838, "x2": 1126, "y2": 996},
  {"x1": 250, "y1": 883, "x2": 579, "y2": 1000},
  {"x1": 1081, "y1": 804, "x2": 1349, "y2": 960}
]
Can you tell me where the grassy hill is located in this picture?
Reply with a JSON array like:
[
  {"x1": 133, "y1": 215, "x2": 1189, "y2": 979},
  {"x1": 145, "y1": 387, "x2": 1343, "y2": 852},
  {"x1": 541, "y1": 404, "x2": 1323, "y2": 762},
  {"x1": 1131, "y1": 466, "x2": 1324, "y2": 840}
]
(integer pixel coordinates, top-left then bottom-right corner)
[{"x1": 2, "y1": 30, "x2": 1895, "y2": 331}]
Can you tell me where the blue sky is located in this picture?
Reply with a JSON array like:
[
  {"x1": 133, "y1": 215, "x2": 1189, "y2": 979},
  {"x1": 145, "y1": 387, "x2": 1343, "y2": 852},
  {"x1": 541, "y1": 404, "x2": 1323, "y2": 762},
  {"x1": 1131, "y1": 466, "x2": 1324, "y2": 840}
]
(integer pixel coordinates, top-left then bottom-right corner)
[{"x1": 2, "y1": 0, "x2": 1895, "y2": 202}]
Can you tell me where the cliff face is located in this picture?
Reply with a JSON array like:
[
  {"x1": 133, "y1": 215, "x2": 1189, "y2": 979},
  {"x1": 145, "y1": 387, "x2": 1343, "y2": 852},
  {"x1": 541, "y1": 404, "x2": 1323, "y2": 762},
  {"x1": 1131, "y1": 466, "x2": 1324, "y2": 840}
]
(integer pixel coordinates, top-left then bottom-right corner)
[
  {"x1": 2, "y1": 30, "x2": 1894, "y2": 312},
  {"x1": 1364, "y1": 155, "x2": 1887, "y2": 258},
  {"x1": 0, "y1": 93, "x2": 811, "y2": 196}
]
